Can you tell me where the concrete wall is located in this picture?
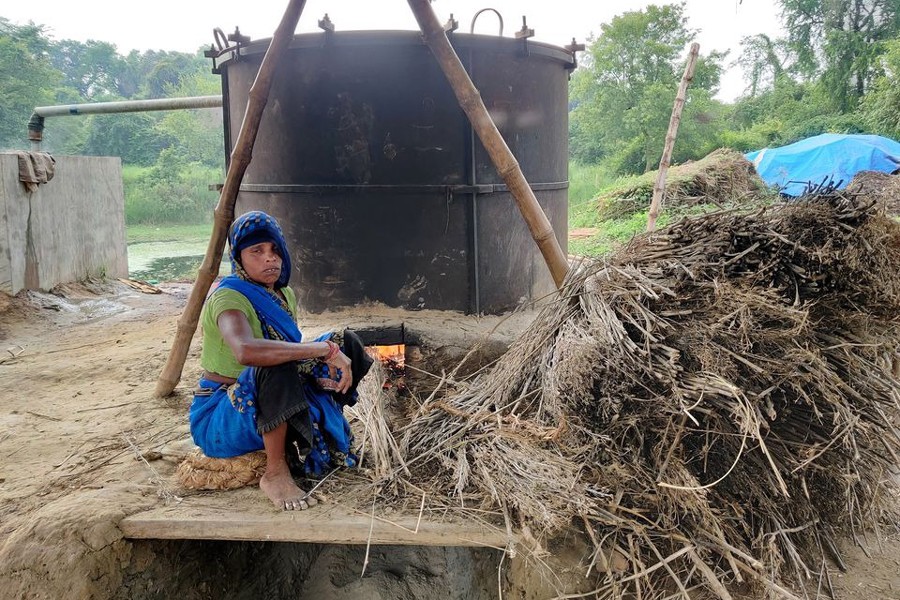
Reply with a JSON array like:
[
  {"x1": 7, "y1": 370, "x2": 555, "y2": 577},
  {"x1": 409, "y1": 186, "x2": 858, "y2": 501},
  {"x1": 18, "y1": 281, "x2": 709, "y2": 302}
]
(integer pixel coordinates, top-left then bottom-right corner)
[{"x1": 0, "y1": 154, "x2": 128, "y2": 294}]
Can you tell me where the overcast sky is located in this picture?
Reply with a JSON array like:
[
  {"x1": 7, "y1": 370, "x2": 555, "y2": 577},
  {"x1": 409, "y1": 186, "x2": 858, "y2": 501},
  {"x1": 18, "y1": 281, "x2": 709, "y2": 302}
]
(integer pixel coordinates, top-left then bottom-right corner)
[{"x1": 3, "y1": 0, "x2": 784, "y2": 102}]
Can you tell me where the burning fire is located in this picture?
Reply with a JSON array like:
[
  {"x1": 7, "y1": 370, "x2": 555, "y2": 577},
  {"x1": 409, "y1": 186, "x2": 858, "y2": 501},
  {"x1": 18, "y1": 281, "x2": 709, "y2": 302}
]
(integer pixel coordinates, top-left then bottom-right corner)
[
  {"x1": 367, "y1": 344, "x2": 405, "y2": 367},
  {"x1": 366, "y1": 344, "x2": 406, "y2": 389}
]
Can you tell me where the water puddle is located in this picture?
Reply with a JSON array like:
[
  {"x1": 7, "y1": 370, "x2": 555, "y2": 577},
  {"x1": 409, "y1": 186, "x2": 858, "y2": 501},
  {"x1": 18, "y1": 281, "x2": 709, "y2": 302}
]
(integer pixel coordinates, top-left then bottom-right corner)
[
  {"x1": 131, "y1": 254, "x2": 205, "y2": 282},
  {"x1": 128, "y1": 241, "x2": 228, "y2": 283}
]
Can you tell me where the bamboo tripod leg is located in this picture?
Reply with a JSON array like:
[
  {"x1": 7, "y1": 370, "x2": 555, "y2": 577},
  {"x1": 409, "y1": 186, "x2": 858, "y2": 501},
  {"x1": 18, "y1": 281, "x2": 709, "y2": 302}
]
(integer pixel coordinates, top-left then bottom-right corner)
[
  {"x1": 406, "y1": 0, "x2": 570, "y2": 290},
  {"x1": 154, "y1": 0, "x2": 309, "y2": 398},
  {"x1": 646, "y1": 42, "x2": 700, "y2": 232}
]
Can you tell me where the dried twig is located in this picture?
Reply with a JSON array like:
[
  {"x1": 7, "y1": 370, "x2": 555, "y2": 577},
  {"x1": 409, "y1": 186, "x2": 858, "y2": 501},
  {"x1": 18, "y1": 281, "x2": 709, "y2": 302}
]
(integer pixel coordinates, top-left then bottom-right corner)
[{"x1": 123, "y1": 433, "x2": 182, "y2": 504}]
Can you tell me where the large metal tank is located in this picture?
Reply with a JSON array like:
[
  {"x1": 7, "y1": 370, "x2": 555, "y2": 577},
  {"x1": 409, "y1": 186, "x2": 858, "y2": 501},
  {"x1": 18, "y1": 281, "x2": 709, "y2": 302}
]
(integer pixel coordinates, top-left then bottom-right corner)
[{"x1": 215, "y1": 30, "x2": 573, "y2": 314}]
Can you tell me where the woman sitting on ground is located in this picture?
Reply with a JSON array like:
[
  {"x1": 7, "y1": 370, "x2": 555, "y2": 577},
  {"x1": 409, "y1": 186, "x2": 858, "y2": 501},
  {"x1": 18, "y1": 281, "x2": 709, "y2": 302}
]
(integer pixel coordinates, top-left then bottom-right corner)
[{"x1": 189, "y1": 210, "x2": 373, "y2": 510}]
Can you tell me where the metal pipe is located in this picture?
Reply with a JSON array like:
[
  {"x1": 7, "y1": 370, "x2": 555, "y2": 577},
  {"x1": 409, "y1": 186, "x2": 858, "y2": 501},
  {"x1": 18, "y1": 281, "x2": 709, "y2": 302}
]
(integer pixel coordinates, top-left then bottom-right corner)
[
  {"x1": 28, "y1": 95, "x2": 223, "y2": 150},
  {"x1": 33, "y1": 95, "x2": 222, "y2": 118}
]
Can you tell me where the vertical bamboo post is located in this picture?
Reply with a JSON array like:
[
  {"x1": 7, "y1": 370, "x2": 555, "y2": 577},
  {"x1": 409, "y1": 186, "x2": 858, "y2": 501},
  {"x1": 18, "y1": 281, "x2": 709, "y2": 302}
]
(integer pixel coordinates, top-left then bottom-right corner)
[
  {"x1": 406, "y1": 0, "x2": 569, "y2": 289},
  {"x1": 646, "y1": 42, "x2": 700, "y2": 232},
  {"x1": 154, "y1": 0, "x2": 308, "y2": 398}
]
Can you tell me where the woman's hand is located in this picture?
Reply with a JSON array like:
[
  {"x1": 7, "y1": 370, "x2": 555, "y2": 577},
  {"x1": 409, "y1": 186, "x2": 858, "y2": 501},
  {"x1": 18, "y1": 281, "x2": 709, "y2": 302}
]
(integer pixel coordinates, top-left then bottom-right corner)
[{"x1": 324, "y1": 349, "x2": 352, "y2": 394}]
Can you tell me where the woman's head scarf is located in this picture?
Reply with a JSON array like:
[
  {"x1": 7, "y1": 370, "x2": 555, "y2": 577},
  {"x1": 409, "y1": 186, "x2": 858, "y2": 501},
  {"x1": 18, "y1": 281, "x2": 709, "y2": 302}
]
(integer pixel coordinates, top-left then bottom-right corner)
[{"x1": 228, "y1": 211, "x2": 292, "y2": 288}]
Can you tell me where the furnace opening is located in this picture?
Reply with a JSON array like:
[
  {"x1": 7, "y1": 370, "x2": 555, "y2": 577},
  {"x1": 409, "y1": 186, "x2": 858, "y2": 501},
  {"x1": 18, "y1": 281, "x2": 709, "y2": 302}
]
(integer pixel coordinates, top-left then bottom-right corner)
[{"x1": 366, "y1": 343, "x2": 406, "y2": 390}]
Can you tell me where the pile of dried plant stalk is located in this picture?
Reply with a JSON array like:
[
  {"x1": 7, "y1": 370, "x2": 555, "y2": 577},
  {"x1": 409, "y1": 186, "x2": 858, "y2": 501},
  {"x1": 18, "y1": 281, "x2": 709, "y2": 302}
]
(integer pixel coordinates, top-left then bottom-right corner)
[
  {"x1": 364, "y1": 188, "x2": 900, "y2": 599},
  {"x1": 596, "y1": 148, "x2": 769, "y2": 221},
  {"x1": 846, "y1": 170, "x2": 900, "y2": 217}
]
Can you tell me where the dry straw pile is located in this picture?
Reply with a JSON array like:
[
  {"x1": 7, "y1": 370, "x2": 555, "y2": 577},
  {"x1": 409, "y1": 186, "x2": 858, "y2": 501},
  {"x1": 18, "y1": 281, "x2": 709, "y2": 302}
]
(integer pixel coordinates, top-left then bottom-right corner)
[
  {"x1": 374, "y1": 188, "x2": 900, "y2": 598},
  {"x1": 846, "y1": 170, "x2": 900, "y2": 216},
  {"x1": 595, "y1": 148, "x2": 769, "y2": 220},
  {"x1": 175, "y1": 450, "x2": 267, "y2": 490}
]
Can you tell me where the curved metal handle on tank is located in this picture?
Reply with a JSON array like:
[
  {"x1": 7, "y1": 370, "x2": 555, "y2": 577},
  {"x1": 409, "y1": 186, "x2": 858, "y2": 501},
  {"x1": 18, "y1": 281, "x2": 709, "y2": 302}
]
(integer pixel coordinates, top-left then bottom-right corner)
[
  {"x1": 470, "y1": 8, "x2": 504, "y2": 36},
  {"x1": 213, "y1": 27, "x2": 230, "y2": 52}
]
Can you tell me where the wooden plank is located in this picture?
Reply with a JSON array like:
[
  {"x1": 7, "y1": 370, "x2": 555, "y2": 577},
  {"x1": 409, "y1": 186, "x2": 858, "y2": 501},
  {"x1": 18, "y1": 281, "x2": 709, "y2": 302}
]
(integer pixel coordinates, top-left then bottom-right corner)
[{"x1": 120, "y1": 503, "x2": 508, "y2": 548}]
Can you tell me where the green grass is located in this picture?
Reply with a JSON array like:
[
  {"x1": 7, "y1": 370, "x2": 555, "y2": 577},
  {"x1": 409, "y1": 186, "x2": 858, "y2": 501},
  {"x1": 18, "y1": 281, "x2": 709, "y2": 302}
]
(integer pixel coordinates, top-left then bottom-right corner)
[
  {"x1": 126, "y1": 222, "x2": 213, "y2": 244},
  {"x1": 569, "y1": 162, "x2": 614, "y2": 228},
  {"x1": 568, "y1": 210, "x2": 671, "y2": 257},
  {"x1": 567, "y1": 161, "x2": 659, "y2": 258}
]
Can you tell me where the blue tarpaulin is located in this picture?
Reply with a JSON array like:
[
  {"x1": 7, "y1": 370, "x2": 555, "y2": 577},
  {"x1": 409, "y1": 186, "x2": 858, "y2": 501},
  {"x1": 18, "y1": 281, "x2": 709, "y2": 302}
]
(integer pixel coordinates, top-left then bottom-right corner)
[{"x1": 745, "y1": 133, "x2": 900, "y2": 197}]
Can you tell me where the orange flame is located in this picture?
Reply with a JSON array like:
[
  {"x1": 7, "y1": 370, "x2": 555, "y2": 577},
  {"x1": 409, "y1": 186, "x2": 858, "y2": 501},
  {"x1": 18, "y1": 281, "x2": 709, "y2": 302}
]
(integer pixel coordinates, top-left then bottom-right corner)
[{"x1": 366, "y1": 344, "x2": 406, "y2": 367}]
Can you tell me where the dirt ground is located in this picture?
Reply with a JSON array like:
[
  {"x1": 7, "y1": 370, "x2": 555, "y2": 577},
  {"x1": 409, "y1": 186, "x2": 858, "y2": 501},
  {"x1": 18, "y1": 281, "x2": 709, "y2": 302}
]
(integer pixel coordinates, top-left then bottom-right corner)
[{"x1": 0, "y1": 281, "x2": 898, "y2": 599}]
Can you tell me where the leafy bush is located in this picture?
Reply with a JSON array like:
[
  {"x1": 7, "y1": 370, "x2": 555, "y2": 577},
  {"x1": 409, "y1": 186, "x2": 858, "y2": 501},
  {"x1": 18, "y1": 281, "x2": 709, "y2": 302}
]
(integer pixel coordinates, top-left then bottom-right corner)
[
  {"x1": 780, "y1": 112, "x2": 869, "y2": 145},
  {"x1": 123, "y1": 152, "x2": 222, "y2": 225},
  {"x1": 716, "y1": 119, "x2": 786, "y2": 153}
]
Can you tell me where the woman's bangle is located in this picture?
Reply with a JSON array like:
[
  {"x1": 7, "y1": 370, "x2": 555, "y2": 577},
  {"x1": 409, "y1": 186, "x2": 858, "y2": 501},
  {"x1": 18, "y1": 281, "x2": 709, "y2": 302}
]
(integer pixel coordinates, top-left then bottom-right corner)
[{"x1": 323, "y1": 340, "x2": 340, "y2": 361}]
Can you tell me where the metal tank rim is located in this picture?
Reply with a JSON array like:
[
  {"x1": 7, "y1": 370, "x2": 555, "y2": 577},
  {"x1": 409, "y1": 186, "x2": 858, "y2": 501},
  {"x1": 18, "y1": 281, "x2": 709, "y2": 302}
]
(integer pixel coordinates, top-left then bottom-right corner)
[{"x1": 213, "y1": 30, "x2": 576, "y2": 70}]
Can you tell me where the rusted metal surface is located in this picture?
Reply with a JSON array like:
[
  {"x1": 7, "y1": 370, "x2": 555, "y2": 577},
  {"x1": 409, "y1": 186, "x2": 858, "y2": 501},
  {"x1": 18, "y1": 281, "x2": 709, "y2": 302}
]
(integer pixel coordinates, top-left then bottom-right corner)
[{"x1": 215, "y1": 31, "x2": 573, "y2": 314}]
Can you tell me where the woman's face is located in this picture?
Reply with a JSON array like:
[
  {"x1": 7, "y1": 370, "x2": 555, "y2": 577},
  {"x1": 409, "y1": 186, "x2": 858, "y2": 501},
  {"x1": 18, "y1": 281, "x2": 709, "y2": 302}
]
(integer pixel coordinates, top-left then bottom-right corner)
[{"x1": 239, "y1": 241, "x2": 282, "y2": 288}]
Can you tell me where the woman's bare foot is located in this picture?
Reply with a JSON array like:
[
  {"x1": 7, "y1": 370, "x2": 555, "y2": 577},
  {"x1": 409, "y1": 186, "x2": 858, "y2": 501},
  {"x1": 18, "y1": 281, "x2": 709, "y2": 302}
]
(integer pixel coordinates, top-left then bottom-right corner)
[
  {"x1": 260, "y1": 466, "x2": 309, "y2": 511},
  {"x1": 259, "y1": 424, "x2": 317, "y2": 510}
]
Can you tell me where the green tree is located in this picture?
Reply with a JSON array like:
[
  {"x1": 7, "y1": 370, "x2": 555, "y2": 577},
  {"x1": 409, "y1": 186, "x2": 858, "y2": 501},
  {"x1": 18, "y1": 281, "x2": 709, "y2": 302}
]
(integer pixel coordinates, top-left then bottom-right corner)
[
  {"x1": 153, "y1": 64, "x2": 224, "y2": 169},
  {"x1": 0, "y1": 18, "x2": 64, "y2": 149},
  {"x1": 49, "y1": 39, "x2": 124, "y2": 100},
  {"x1": 569, "y1": 3, "x2": 726, "y2": 173},
  {"x1": 80, "y1": 112, "x2": 167, "y2": 165},
  {"x1": 724, "y1": 71, "x2": 870, "y2": 154},
  {"x1": 143, "y1": 51, "x2": 206, "y2": 98},
  {"x1": 779, "y1": 0, "x2": 900, "y2": 111},
  {"x1": 117, "y1": 50, "x2": 148, "y2": 98},
  {"x1": 90, "y1": 48, "x2": 209, "y2": 99},
  {"x1": 860, "y1": 37, "x2": 900, "y2": 138},
  {"x1": 737, "y1": 33, "x2": 791, "y2": 96}
]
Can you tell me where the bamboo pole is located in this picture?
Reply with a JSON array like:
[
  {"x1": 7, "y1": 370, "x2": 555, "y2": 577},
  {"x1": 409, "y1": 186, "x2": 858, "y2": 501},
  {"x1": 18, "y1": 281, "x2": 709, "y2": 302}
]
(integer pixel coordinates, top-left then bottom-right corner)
[
  {"x1": 406, "y1": 0, "x2": 569, "y2": 289},
  {"x1": 154, "y1": 0, "x2": 308, "y2": 397},
  {"x1": 646, "y1": 42, "x2": 700, "y2": 232}
]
